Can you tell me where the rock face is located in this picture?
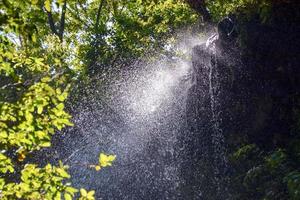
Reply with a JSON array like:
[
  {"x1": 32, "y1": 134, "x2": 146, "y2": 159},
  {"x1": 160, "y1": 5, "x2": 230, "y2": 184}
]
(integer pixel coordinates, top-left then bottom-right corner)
[
  {"x1": 182, "y1": 2, "x2": 300, "y2": 199},
  {"x1": 180, "y1": 43, "x2": 215, "y2": 199},
  {"x1": 181, "y1": 35, "x2": 239, "y2": 200},
  {"x1": 179, "y1": 13, "x2": 242, "y2": 198}
]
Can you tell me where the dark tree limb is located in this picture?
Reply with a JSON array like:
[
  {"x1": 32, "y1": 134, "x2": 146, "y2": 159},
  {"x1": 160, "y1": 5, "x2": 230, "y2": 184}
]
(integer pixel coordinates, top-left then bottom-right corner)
[
  {"x1": 186, "y1": 0, "x2": 212, "y2": 22},
  {"x1": 58, "y1": 0, "x2": 67, "y2": 41},
  {"x1": 95, "y1": 0, "x2": 105, "y2": 32},
  {"x1": 45, "y1": 0, "x2": 67, "y2": 42},
  {"x1": 86, "y1": 0, "x2": 106, "y2": 72},
  {"x1": 47, "y1": 11, "x2": 59, "y2": 36}
]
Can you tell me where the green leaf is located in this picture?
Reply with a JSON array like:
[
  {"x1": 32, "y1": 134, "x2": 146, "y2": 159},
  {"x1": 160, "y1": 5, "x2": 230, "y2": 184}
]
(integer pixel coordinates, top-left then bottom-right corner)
[
  {"x1": 57, "y1": 0, "x2": 65, "y2": 6},
  {"x1": 25, "y1": 112, "x2": 33, "y2": 122},
  {"x1": 40, "y1": 141, "x2": 51, "y2": 147},
  {"x1": 0, "y1": 131, "x2": 8, "y2": 138},
  {"x1": 41, "y1": 76, "x2": 51, "y2": 83},
  {"x1": 65, "y1": 186, "x2": 78, "y2": 194},
  {"x1": 95, "y1": 165, "x2": 101, "y2": 171},
  {"x1": 56, "y1": 168, "x2": 70, "y2": 178},
  {"x1": 64, "y1": 193, "x2": 72, "y2": 200},
  {"x1": 45, "y1": 0, "x2": 51, "y2": 12},
  {"x1": 57, "y1": 103, "x2": 64, "y2": 110},
  {"x1": 37, "y1": 105, "x2": 43, "y2": 114},
  {"x1": 99, "y1": 153, "x2": 116, "y2": 167},
  {"x1": 31, "y1": 0, "x2": 38, "y2": 5},
  {"x1": 61, "y1": 119, "x2": 74, "y2": 126},
  {"x1": 57, "y1": 94, "x2": 66, "y2": 102},
  {"x1": 54, "y1": 192, "x2": 62, "y2": 200},
  {"x1": 87, "y1": 190, "x2": 95, "y2": 199},
  {"x1": 31, "y1": 34, "x2": 37, "y2": 42},
  {"x1": 80, "y1": 188, "x2": 87, "y2": 197},
  {"x1": 35, "y1": 131, "x2": 46, "y2": 139}
]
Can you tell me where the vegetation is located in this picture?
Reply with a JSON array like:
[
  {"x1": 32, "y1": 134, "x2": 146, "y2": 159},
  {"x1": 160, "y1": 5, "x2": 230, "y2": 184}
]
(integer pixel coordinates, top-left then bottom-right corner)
[{"x1": 207, "y1": 0, "x2": 272, "y2": 22}]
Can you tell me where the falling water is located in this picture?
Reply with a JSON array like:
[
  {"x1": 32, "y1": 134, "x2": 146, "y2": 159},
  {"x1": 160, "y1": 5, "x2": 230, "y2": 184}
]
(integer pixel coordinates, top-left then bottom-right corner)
[
  {"x1": 206, "y1": 33, "x2": 229, "y2": 198},
  {"x1": 39, "y1": 31, "x2": 231, "y2": 199},
  {"x1": 39, "y1": 34, "x2": 210, "y2": 199}
]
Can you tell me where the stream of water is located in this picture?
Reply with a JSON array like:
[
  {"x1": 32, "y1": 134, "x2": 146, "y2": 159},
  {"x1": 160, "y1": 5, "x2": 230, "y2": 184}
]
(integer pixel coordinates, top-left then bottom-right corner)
[{"x1": 46, "y1": 34, "x2": 229, "y2": 199}]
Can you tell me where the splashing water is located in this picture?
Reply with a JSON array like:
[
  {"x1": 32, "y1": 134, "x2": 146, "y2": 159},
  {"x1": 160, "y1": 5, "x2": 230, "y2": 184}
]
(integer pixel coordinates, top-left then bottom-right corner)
[
  {"x1": 42, "y1": 32, "x2": 231, "y2": 199},
  {"x1": 207, "y1": 33, "x2": 229, "y2": 198},
  {"x1": 44, "y1": 34, "x2": 208, "y2": 199}
]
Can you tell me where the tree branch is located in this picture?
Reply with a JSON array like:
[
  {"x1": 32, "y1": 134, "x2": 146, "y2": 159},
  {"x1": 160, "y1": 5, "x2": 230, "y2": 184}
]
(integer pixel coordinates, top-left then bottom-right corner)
[
  {"x1": 186, "y1": 0, "x2": 212, "y2": 22},
  {"x1": 46, "y1": 11, "x2": 59, "y2": 36},
  {"x1": 95, "y1": 0, "x2": 105, "y2": 32},
  {"x1": 58, "y1": 0, "x2": 67, "y2": 41}
]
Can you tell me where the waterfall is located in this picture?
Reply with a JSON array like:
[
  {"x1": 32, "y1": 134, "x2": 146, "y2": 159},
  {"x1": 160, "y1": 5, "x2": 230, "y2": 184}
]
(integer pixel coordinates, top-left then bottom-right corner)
[
  {"x1": 37, "y1": 31, "x2": 232, "y2": 199},
  {"x1": 206, "y1": 33, "x2": 229, "y2": 199},
  {"x1": 42, "y1": 34, "x2": 207, "y2": 200},
  {"x1": 180, "y1": 31, "x2": 231, "y2": 199}
]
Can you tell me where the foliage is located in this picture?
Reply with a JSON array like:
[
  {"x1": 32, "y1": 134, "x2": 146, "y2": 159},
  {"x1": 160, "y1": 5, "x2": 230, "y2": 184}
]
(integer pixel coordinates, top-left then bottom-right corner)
[
  {"x1": 73, "y1": 0, "x2": 198, "y2": 73},
  {"x1": 230, "y1": 143, "x2": 300, "y2": 200},
  {"x1": 231, "y1": 144, "x2": 259, "y2": 161},
  {"x1": 0, "y1": 0, "x2": 118, "y2": 199},
  {"x1": 90, "y1": 153, "x2": 116, "y2": 171},
  {"x1": 284, "y1": 171, "x2": 300, "y2": 200},
  {"x1": 207, "y1": 0, "x2": 272, "y2": 22},
  {"x1": 0, "y1": 32, "x2": 99, "y2": 199},
  {"x1": 0, "y1": 163, "x2": 77, "y2": 200},
  {"x1": 0, "y1": 37, "x2": 95, "y2": 200}
]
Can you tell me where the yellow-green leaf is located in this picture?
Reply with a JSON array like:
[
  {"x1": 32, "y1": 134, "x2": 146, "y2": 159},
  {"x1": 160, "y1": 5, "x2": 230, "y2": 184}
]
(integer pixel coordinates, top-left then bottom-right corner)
[
  {"x1": 37, "y1": 105, "x2": 43, "y2": 114},
  {"x1": 31, "y1": 0, "x2": 38, "y2": 5},
  {"x1": 64, "y1": 193, "x2": 72, "y2": 200},
  {"x1": 80, "y1": 188, "x2": 87, "y2": 197},
  {"x1": 65, "y1": 186, "x2": 78, "y2": 194},
  {"x1": 87, "y1": 190, "x2": 95, "y2": 198},
  {"x1": 99, "y1": 153, "x2": 116, "y2": 167},
  {"x1": 95, "y1": 165, "x2": 101, "y2": 171},
  {"x1": 41, "y1": 76, "x2": 51, "y2": 83},
  {"x1": 25, "y1": 112, "x2": 33, "y2": 122},
  {"x1": 56, "y1": 168, "x2": 70, "y2": 178},
  {"x1": 57, "y1": 103, "x2": 64, "y2": 110},
  {"x1": 45, "y1": 0, "x2": 51, "y2": 12},
  {"x1": 40, "y1": 141, "x2": 51, "y2": 147}
]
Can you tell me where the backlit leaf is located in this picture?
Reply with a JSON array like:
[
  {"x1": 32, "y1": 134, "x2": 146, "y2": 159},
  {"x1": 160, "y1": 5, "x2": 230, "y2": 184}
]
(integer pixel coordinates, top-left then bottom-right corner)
[{"x1": 45, "y1": 0, "x2": 51, "y2": 12}]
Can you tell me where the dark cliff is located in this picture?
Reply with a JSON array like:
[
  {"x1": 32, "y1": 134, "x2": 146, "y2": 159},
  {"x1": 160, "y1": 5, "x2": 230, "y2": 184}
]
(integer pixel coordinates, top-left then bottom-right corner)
[{"x1": 183, "y1": 2, "x2": 300, "y2": 199}]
